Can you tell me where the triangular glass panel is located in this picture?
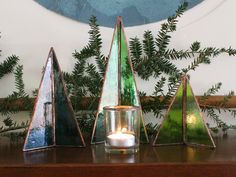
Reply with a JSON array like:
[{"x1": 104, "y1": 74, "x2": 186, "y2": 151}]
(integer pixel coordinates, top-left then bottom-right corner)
[
  {"x1": 153, "y1": 82, "x2": 184, "y2": 145},
  {"x1": 91, "y1": 27, "x2": 119, "y2": 143},
  {"x1": 153, "y1": 76, "x2": 215, "y2": 148},
  {"x1": 185, "y1": 79, "x2": 215, "y2": 148},
  {"x1": 23, "y1": 48, "x2": 85, "y2": 151},
  {"x1": 91, "y1": 17, "x2": 149, "y2": 144}
]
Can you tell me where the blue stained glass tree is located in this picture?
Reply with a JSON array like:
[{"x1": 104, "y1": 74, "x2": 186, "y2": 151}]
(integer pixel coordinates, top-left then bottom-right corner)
[{"x1": 23, "y1": 48, "x2": 85, "y2": 151}]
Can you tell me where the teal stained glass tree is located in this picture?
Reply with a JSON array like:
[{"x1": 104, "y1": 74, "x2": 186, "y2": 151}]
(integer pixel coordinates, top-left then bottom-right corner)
[
  {"x1": 91, "y1": 17, "x2": 149, "y2": 144},
  {"x1": 153, "y1": 76, "x2": 216, "y2": 148},
  {"x1": 23, "y1": 48, "x2": 85, "y2": 151}
]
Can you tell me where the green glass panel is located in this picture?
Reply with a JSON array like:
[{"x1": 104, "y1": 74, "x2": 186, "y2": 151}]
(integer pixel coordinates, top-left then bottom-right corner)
[
  {"x1": 53, "y1": 57, "x2": 84, "y2": 146},
  {"x1": 91, "y1": 27, "x2": 119, "y2": 143},
  {"x1": 120, "y1": 27, "x2": 148, "y2": 143},
  {"x1": 120, "y1": 29, "x2": 138, "y2": 106},
  {"x1": 154, "y1": 83, "x2": 183, "y2": 145},
  {"x1": 185, "y1": 81, "x2": 214, "y2": 146}
]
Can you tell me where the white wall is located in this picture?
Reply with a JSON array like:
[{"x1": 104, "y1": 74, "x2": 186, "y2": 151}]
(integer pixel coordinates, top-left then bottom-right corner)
[{"x1": 0, "y1": 0, "x2": 236, "y2": 97}]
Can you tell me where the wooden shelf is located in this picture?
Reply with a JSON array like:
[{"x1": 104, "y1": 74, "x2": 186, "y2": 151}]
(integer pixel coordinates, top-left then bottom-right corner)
[
  {"x1": 1, "y1": 96, "x2": 236, "y2": 111},
  {"x1": 1, "y1": 131, "x2": 236, "y2": 177}
]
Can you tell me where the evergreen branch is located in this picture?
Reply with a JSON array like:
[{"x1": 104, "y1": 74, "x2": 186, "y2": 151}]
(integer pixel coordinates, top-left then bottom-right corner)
[
  {"x1": 204, "y1": 108, "x2": 228, "y2": 128},
  {"x1": 190, "y1": 41, "x2": 201, "y2": 52},
  {"x1": 86, "y1": 64, "x2": 101, "y2": 81},
  {"x1": 73, "y1": 45, "x2": 94, "y2": 60},
  {"x1": 134, "y1": 56, "x2": 179, "y2": 80},
  {"x1": 63, "y1": 71, "x2": 73, "y2": 95},
  {"x1": 0, "y1": 121, "x2": 28, "y2": 134},
  {"x1": 89, "y1": 16, "x2": 102, "y2": 54},
  {"x1": 3, "y1": 116, "x2": 13, "y2": 127},
  {"x1": 95, "y1": 53, "x2": 107, "y2": 77},
  {"x1": 129, "y1": 37, "x2": 142, "y2": 69},
  {"x1": 182, "y1": 52, "x2": 210, "y2": 73},
  {"x1": 223, "y1": 47, "x2": 236, "y2": 56},
  {"x1": 201, "y1": 91, "x2": 234, "y2": 110},
  {"x1": 163, "y1": 43, "x2": 236, "y2": 61},
  {"x1": 161, "y1": 76, "x2": 180, "y2": 106},
  {"x1": 143, "y1": 31, "x2": 155, "y2": 59},
  {"x1": 73, "y1": 16, "x2": 102, "y2": 60},
  {"x1": 156, "y1": 2, "x2": 188, "y2": 55},
  {"x1": 85, "y1": 63, "x2": 103, "y2": 96},
  {"x1": 76, "y1": 112, "x2": 95, "y2": 133},
  {"x1": 0, "y1": 64, "x2": 31, "y2": 115},
  {"x1": 217, "y1": 91, "x2": 234, "y2": 107},
  {"x1": 134, "y1": 57, "x2": 154, "y2": 80},
  {"x1": 141, "y1": 76, "x2": 180, "y2": 118},
  {"x1": 72, "y1": 59, "x2": 86, "y2": 78},
  {"x1": 163, "y1": 42, "x2": 201, "y2": 60},
  {"x1": 0, "y1": 55, "x2": 19, "y2": 79},
  {"x1": 14, "y1": 65, "x2": 26, "y2": 97},
  {"x1": 153, "y1": 77, "x2": 166, "y2": 96},
  {"x1": 68, "y1": 16, "x2": 105, "y2": 108},
  {"x1": 200, "y1": 82, "x2": 222, "y2": 102},
  {"x1": 164, "y1": 49, "x2": 194, "y2": 60},
  {"x1": 155, "y1": 57, "x2": 180, "y2": 76},
  {"x1": 145, "y1": 123, "x2": 158, "y2": 137}
]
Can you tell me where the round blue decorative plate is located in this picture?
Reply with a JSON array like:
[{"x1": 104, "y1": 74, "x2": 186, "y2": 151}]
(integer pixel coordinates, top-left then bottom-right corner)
[{"x1": 35, "y1": 0, "x2": 203, "y2": 27}]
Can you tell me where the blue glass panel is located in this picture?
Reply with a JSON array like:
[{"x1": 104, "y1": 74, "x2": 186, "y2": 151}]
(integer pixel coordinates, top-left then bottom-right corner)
[{"x1": 23, "y1": 57, "x2": 54, "y2": 151}]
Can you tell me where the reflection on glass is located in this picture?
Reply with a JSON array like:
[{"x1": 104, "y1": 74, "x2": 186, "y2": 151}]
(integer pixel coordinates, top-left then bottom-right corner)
[
  {"x1": 154, "y1": 145, "x2": 214, "y2": 162},
  {"x1": 91, "y1": 144, "x2": 139, "y2": 163}
]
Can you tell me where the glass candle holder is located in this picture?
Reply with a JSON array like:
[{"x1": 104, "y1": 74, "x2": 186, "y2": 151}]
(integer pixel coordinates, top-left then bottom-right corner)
[{"x1": 104, "y1": 105, "x2": 140, "y2": 154}]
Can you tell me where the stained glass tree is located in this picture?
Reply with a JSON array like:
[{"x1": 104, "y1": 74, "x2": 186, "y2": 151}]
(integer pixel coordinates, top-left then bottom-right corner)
[
  {"x1": 23, "y1": 48, "x2": 85, "y2": 151},
  {"x1": 91, "y1": 17, "x2": 149, "y2": 144},
  {"x1": 153, "y1": 76, "x2": 215, "y2": 148}
]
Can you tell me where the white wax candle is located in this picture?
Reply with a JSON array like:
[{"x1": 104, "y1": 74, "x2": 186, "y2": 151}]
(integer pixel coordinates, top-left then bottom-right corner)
[{"x1": 107, "y1": 133, "x2": 135, "y2": 147}]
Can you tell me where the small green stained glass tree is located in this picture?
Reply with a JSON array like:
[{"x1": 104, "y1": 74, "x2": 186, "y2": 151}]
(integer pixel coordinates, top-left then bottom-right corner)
[
  {"x1": 23, "y1": 48, "x2": 85, "y2": 151},
  {"x1": 91, "y1": 17, "x2": 149, "y2": 144},
  {"x1": 153, "y1": 76, "x2": 215, "y2": 148}
]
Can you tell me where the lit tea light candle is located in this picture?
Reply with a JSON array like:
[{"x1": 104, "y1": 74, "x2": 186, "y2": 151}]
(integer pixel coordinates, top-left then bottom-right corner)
[
  {"x1": 107, "y1": 128, "x2": 135, "y2": 147},
  {"x1": 187, "y1": 114, "x2": 197, "y2": 125}
]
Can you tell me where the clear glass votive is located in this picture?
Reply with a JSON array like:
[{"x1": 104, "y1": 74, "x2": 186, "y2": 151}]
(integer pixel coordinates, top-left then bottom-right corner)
[{"x1": 104, "y1": 105, "x2": 140, "y2": 154}]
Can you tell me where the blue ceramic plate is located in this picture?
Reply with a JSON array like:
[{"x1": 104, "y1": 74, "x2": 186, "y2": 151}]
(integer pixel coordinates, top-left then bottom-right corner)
[{"x1": 35, "y1": 0, "x2": 203, "y2": 27}]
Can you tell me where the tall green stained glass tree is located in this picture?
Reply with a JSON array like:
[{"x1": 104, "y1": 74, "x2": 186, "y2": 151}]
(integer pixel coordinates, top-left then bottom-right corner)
[
  {"x1": 153, "y1": 76, "x2": 215, "y2": 148},
  {"x1": 91, "y1": 17, "x2": 149, "y2": 144},
  {"x1": 23, "y1": 48, "x2": 85, "y2": 151}
]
